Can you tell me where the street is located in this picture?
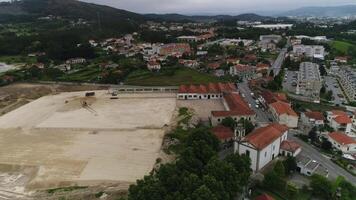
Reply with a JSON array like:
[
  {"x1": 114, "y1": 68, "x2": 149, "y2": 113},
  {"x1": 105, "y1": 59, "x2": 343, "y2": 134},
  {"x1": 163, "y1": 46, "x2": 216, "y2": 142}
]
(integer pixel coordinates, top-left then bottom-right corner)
[
  {"x1": 271, "y1": 47, "x2": 287, "y2": 76},
  {"x1": 289, "y1": 130, "x2": 356, "y2": 183},
  {"x1": 238, "y1": 81, "x2": 274, "y2": 124}
]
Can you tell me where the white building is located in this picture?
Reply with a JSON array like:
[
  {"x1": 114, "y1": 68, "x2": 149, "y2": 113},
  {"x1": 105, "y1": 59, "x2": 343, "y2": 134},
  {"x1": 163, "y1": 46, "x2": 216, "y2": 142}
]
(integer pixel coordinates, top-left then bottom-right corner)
[
  {"x1": 296, "y1": 154, "x2": 329, "y2": 177},
  {"x1": 296, "y1": 62, "x2": 322, "y2": 100},
  {"x1": 300, "y1": 111, "x2": 325, "y2": 127},
  {"x1": 293, "y1": 45, "x2": 325, "y2": 60},
  {"x1": 235, "y1": 123, "x2": 289, "y2": 172},
  {"x1": 269, "y1": 101, "x2": 299, "y2": 128},
  {"x1": 253, "y1": 24, "x2": 293, "y2": 30},
  {"x1": 147, "y1": 60, "x2": 161, "y2": 71},
  {"x1": 328, "y1": 132, "x2": 356, "y2": 153},
  {"x1": 327, "y1": 110, "x2": 352, "y2": 135},
  {"x1": 337, "y1": 66, "x2": 356, "y2": 102}
]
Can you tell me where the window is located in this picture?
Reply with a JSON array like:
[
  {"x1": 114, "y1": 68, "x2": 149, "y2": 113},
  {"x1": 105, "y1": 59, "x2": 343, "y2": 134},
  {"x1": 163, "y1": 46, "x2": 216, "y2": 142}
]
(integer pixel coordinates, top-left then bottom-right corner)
[
  {"x1": 273, "y1": 145, "x2": 275, "y2": 150},
  {"x1": 246, "y1": 150, "x2": 250, "y2": 157},
  {"x1": 265, "y1": 152, "x2": 267, "y2": 157},
  {"x1": 218, "y1": 118, "x2": 221, "y2": 122}
]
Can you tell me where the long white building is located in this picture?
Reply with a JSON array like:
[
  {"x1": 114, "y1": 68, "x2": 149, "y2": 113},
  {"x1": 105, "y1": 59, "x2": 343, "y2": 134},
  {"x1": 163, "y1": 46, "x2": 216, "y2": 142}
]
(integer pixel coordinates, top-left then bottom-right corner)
[{"x1": 293, "y1": 45, "x2": 325, "y2": 60}]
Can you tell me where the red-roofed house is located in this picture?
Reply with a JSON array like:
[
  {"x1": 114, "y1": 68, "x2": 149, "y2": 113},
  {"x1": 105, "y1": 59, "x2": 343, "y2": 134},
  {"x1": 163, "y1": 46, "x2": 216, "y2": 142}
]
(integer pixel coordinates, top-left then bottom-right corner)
[
  {"x1": 327, "y1": 110, "x2": 352, "y2": 135},
  {"x1": 328, "y1": 132, "x2": 356, "y2": 153},
  {"x1": 177, "y1": 82, "x2": 237, "y2": 100},
  {"x1": 236, "y1": 123, "x2": 289, "y2": 171},
  {"x1": 211, "y1": 125, "x2": 234, "y2": 144},
  {"x1": 147, "y1": 60, "x2": 161, "y2": 71},
  {"x1": 159, "y1": 43, "x2": 191, "y2": 57},
  {"x1": 269, "y1": 101, "x2": 298, "y2": 128},
  {"x1": 229, "y1": 64, "x2": 256, "y2": 80},
  {"x1": 280, "y1": 140, "x2": 302, "y2": 157},
  {"x1": 211, "y1": 92, "x2": 256, "y2": 126},
  {"x1": 255, "y1": 194, "x2": 275, "y2": 200},
  {"x1": 301, "y1": 111, "x2": 325, "y2": 127}
]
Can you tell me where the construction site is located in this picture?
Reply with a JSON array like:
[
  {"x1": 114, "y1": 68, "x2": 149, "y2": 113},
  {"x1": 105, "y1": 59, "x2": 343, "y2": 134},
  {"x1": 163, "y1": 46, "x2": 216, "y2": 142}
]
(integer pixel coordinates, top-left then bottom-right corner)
[{"x1": 0, "y1": 87, "x2": 177, "y2": 199}]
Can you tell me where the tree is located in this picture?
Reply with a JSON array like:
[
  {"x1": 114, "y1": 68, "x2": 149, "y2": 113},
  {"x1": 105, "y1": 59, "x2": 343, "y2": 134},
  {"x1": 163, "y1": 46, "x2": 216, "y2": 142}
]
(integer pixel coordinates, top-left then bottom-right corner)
[
  {"x1": 274, "y1": 161, "x2": 286, "y2": 178},
  {"x1": 238, "y1": 118, "x2": 255, "y2": 135},
  {"x1": 310, "y1": 174, "x2": 334, "y2": 199},
  {"x1": 321, "y1": 139, "x2": 333, "y2": 151},
  {"x1": 308, "y1": 127, "x2": 318, "y2": 143},
  {"x1": 283, "y1": 156, "x2": 297, "y2": 175},
  {"x1": 221, "y1": 117, "x2": 237, "y2": 130}
]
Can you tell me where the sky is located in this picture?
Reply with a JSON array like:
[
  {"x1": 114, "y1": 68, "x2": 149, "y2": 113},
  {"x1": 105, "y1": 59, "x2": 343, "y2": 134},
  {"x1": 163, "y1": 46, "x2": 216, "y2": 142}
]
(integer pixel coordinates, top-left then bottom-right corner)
[{"x1": 78, "y1": 0, "x2": 356, "y2": 15}]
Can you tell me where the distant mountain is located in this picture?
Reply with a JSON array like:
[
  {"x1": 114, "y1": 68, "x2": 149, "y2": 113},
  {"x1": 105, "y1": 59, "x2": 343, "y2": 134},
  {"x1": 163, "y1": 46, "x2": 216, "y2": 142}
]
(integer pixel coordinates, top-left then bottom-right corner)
[
  {"x1": 279, "y1": 5, "x2": 356, "y2": 17},
  {"x1": 0, "y1": 0, "x2": 146, "y2": 32},
  {"x1": 145, "y1": 13, "x2": 272, "y2": 22}
]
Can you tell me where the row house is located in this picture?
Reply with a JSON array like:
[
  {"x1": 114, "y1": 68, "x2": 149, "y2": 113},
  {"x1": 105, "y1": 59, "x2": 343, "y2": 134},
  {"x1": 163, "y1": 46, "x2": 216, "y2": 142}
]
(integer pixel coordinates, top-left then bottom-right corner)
[
  {"x1": 328, "y1": 132, "x2": 356, "y2": 153},
  {"x1": 327, "y1": 110, "x2": 352, "y2": 136}
]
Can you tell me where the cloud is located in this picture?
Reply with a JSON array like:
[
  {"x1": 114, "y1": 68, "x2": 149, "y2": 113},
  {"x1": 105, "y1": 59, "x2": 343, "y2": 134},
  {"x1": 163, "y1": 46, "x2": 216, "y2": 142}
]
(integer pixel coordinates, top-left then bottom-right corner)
[{"x1": 68, "y1": 0, "x2": 356, "y2": 14}]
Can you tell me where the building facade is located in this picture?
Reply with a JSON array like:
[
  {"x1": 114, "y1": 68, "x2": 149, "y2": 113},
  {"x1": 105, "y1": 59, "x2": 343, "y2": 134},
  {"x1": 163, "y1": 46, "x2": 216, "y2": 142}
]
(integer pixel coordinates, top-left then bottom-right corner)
[{"x1": 296, "y1": 62, "x2": 322, "y2": 100}]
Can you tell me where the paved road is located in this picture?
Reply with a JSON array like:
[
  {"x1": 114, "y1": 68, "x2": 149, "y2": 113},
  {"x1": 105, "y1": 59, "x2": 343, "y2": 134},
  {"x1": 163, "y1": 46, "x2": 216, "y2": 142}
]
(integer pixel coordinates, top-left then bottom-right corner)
[
  {"x1": 238, "y1": 81, "x2": 273, "y2": 125},
  {"x1": 289, "y1": 130, "x2": 356, "y2": 183},
  {"x1": 271, "y1": 47, "x2": 287, "y2": 76}
]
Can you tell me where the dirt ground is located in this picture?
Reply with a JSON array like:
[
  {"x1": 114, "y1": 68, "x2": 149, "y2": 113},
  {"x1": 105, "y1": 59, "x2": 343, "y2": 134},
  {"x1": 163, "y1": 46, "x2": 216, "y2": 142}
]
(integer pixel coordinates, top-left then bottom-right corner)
[
  {"x1": 0, "y1": 90, "x2": 177, "y2": 198},
  {"x1": 177, "y1": 99, "x2": 226, "y2": 121}
]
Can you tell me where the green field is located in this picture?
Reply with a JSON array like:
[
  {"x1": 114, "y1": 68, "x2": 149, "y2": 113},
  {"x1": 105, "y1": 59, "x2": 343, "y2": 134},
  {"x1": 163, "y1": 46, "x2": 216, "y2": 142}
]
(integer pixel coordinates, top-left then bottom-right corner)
[
  {"x1": 331, "y1": 41, "x2": 355, "y2": 54},
  {"x1": 58, "y1": 67, "x2": 101, "y2": 82},
  {"x1": 125, "y1": 68, "x2": 227, "y2": 86},
  {"x1": 0, "y1": 55, "x2": 37, "y2": 64}
]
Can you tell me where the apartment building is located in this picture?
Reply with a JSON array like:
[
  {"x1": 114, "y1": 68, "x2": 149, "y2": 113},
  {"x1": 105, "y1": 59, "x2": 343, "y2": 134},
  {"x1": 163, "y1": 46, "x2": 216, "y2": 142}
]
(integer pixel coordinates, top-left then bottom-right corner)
[
  {"x1": 293, "y1": 45, "x2": 325, "y2": 60},
  {"x1": 338, "y1": 66, "x2": 356, "y2": 102},
  {"x1": 296, "y1": 62, "x2": 322, "y2": 99}
]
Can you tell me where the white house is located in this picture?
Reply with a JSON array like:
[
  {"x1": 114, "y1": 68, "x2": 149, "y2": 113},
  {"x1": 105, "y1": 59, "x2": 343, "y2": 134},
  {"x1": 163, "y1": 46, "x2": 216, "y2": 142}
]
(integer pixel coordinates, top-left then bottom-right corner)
[
  {"x1": 280, "y1": 140, "x2": 302, "y2": 157},
  {"x1": 269, "y1": 101, "x2": 299, "y2": 128},
  {"x1": 328, "y1": 132, "x2": 356, "y2": 153},
  {"x1": 327, "y1": 110, "x2": 352, "y2": 135},
  {"x1": 300, "y1": 111, "x2": 325, "y2": 127},
  {"x1": 235, "y1": 123, "x2": 289, "y2": 172}
]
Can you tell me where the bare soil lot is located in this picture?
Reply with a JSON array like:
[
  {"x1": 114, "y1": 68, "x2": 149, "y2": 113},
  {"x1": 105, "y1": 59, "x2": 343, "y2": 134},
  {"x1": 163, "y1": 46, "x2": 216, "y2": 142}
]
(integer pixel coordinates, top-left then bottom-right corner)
[
  {"x1": 177, "y1": 99, "x2": 225, "y2": 121},
  {"x1": 0, "y1": 91, "x2": 176, "y2": 195}
]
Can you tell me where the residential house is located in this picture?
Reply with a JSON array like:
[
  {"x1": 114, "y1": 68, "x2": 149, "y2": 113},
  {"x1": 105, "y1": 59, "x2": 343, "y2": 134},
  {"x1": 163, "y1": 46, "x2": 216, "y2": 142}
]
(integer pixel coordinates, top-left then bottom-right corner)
[
  {"x1": 269, "y1": 101, "x2": 299, "y2": 128},
  {"x1": 280, "y1": 140, "x2": 302, "y2": 157},
  {"x1": 327, "y1": 110, "x2": 352, "y2": 135},
  {"x1": 147, "y1": 60, "x2": 161, "y2": 71},
  {"x1": 301, "y1": 111, "x2": 325, "y2": 127},
  {"x1": 66, "y1": 58, "x2": 86, "y2": 65},
  {"x1": 235, "y1": 123, "x2": 289, "y2": 172},
  {"x1": 159, "y1": 43, "x2": 191, "y2": 57},
  {"x1": 335, "y1": 56, "x2": 349, "y2": 64},
  {"x1": 229, "y1": 64, "x2": 256, "y2": 80},
  {"x1": 328, "y1": 132, "x2": 356, "y2": 153}
]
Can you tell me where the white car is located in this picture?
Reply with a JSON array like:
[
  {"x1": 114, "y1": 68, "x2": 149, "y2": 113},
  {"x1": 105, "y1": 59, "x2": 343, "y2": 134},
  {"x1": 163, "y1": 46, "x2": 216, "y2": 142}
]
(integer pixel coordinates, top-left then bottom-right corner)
[
  {"x1": 255, "y1": 104, "x2": 259, "y2": 109},
  {"x1": 242, "y1": 94, "x2": 245, "y2": 98}
]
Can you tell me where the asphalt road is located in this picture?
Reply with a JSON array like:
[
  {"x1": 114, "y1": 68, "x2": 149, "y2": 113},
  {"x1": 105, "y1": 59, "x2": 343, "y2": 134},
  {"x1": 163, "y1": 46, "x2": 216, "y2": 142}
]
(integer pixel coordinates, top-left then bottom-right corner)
[
  {"x1": 271, "y1": 47, "x2": 287, "y2": 76},
  {"x1": 237, "y1": 81, "x2": 273, "y2": 125},
  {"x1": 289, "y1": 130, "x2": 356, "y2": 184}
]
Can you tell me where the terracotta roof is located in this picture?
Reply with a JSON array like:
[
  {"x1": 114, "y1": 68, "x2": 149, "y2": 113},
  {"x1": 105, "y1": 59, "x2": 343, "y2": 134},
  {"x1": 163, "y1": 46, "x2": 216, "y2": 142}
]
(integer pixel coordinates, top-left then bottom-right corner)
[
  {"x1": 212, "y1": 93, "x2": 255, "y2": 117},
  {"x1": 208, "y1": 62, "x2": 221, "y2": 69},
  {"x1": 331, "y1": 110, "x2": 348, "y2": 116},
  {"x1": 329, "y1": 132, "x2": 356, "y2": 145},
  {"x1": 243, "y1": 123, "x2": 289, "y2": 150},
  {"x1": 255, "y1": 194, "x2": 275, "y2": 200},
  {"x1": 261, "y1": 91, "x2": 288, "y2": 105},
  {"x1": 270, "y1": 101, "x2": 298, "y2": 117},
  {"x1": 304, "y1": 111, "x2": 325, "y2": 121},
  {"x1": 211, "y1": 125, "x2": 234, "y2": 140},
  {"x1": 147, "y1": 60, "x2": 160, "y2": 66},
  {"x1": 333, "y1": 115, "x2": 352, "y2": 124},
  {"x1": 233, "y1": 64, "x2": 254, "y2": 72},
  {"x1": 274, "y1": 93, "x2": 287, "y2": 102},
  {"x1": 280, "y1": 140, "x2": 301, "y2": 152},
  {"x1": 178, "y1": 83, "x2": 236, "y2": 94},
  {"x1": 256, "y1": 63, "x2": 270, "y2": 70}
]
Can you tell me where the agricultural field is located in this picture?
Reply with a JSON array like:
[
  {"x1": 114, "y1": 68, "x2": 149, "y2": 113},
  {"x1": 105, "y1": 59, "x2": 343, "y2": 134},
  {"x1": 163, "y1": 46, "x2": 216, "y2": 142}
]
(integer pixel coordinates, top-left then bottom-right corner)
[{"x1": 125, "y1": 68, "x2": 226, "y2": 86}]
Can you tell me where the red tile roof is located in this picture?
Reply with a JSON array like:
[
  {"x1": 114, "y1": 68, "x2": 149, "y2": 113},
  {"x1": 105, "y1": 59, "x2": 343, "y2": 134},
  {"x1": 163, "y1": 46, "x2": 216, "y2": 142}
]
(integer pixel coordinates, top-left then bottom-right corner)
[
  {"x1": 212, "y1": 93, "x2": 255, "y2": 117},
  {"x1": 261, "y1": 91, "x2": 288, "y2": 105},
  {"x1": 233, "y1": 64, "x2": 254, "y2": 72},
  {"x1": 208, "y1": 62, "x2": 221, "y2": 69},
  {"x1": 329, "y1": 132, "x2": 356, "y2": 145},
  {"x1": 280, "y1": 140, "x2": 301, "y2": 152},
  {"x1": 243, "y1": 123, "x2": 288, "y2": 150},
  {"x1": 178, "y1": 83, "x2": 236, "y2": 94},
  {"x1": 211, "y1": 125, "x2": 234, "y2": 140},
  {"x1": 304, "y1": 111, "x2": 325, "y2": 121},
  {"x1": 331, "y1": 110, "x2": 348, "y2": 116},
  {"x1": 334, "y1": 115, "x2": 352, "y2": 124},
  {"x1": 270, "y1": 101, "x2": 298, "y2": 117},
  {"x1": 255, "y1": 194, "x2": 275, "y2": 200}
]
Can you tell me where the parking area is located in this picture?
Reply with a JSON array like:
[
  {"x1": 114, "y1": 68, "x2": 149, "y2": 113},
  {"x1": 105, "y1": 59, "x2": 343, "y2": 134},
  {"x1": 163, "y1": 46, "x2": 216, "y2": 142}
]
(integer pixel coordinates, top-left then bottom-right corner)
[
  {"x1": 283, "y1": 70, "x2": 298, "y2": 93},
  {"x1": 324, "y1": 76, "x2": 347, "y2": 105}
]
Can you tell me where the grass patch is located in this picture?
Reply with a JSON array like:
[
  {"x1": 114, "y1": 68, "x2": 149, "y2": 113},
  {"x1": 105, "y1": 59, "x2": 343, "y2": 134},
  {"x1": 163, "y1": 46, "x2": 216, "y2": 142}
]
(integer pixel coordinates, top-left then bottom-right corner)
[
  {"x1": 47, "y1": 186, "x2": 88, "y2": 194},
  {"x1": 290, "y1": 97, "x2": 344, "y2": 113},
  {"x1": 125, "y1": 68, "x2": 226, "y2": 86},
  {"x1": 58, "y1": 67, "x2": 101, "y2": 82},
  {"x1": 331, "y1": 41, "x2": 355, "y2": 54},
  {"x1": 0, "y1": 55, "x2": 37, "y2": 64}
]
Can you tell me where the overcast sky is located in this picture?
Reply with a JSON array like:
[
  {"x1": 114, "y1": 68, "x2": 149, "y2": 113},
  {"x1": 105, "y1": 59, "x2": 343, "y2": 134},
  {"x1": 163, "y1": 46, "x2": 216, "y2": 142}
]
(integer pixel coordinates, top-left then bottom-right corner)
[{"x1": 78, "y1": 0, "x2": 356, "y2": 15}]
